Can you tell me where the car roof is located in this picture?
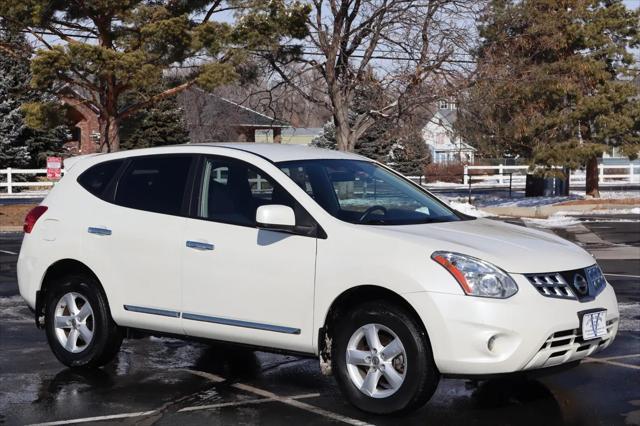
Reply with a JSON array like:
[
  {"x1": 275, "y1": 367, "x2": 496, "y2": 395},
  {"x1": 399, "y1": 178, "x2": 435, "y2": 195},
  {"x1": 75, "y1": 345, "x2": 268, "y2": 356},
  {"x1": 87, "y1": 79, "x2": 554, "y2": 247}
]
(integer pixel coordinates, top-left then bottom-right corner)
[
  {"x1": 195, "y1": 143, "x2": 367, "y2": 163},
  {"x1": 75, "y1": 142, "x2": 371, "y2": 170},
  {"x1": 68, "y1": 143, "x2": 370, "y2": 173}
]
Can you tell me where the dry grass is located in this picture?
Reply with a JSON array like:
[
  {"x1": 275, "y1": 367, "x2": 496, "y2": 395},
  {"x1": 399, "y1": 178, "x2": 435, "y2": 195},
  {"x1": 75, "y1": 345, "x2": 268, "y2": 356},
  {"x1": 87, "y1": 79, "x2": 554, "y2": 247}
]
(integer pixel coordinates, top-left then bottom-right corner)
[{"x1": 0, "y1": 204, "x2": 36, "y2": 227}]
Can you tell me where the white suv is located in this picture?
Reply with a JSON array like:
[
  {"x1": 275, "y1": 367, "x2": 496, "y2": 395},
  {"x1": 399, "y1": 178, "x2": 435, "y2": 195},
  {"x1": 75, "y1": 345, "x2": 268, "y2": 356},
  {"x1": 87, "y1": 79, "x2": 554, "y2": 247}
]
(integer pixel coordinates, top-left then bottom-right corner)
[{"x1": 18, "y1": 144, "x2": 618, "y2": 414}]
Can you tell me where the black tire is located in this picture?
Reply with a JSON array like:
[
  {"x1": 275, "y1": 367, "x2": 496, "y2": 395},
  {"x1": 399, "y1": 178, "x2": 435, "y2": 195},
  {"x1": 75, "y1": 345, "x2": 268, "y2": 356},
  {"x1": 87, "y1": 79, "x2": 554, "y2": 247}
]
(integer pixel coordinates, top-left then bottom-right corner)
[
  {"x1": 332, "y1": 300, "x2": 439, "y2": 415},
  {"x1": 44, "y1": 274, "x2": 123, "y2": 368}
]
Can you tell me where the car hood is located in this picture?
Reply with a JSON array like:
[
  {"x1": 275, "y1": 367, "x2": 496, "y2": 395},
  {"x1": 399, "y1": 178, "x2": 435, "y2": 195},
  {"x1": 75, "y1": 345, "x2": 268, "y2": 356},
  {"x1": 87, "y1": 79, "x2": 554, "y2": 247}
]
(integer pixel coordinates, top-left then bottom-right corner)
[{"x1": 371, "y1": 218, "x2": 594, "y2": 274}]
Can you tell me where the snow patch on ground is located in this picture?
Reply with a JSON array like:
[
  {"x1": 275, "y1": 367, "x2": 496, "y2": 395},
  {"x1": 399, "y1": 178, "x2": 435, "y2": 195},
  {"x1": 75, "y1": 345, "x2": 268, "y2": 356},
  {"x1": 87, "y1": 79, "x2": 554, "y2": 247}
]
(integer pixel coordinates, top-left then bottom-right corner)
[
  {"x1": 523, "y1": 215, "x2": 582, "y2": 228},
  {"x1": 0, "y1": 295, "x2": 32, "y2": 323},
  {"x1": 473, "y1": 194, "x2": 582, "y2": 208},
  {"x1": 617, "y1": 303, "x2": 640, "y2": 332},
  {"x1": 448, "y1": 200, "x2": 492, "y2": 218},
  {"x1": 440, "y1": 189, "x2": 639, "y2": 209}
]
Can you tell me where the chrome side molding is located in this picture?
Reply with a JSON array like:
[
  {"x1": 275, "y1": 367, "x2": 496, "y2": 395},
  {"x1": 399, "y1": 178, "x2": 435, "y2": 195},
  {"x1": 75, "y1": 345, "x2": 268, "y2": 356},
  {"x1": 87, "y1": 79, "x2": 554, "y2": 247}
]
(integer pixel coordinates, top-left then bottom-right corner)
[
  {"x1": 182, "y1": 312, "x2": 301, "y2": 335},
  {"x1": 123, "y1": 305, "x2": 180, "y2": 318},
  {"x1": 122, "y1": 305, "x2": 301, "y2": 335}
]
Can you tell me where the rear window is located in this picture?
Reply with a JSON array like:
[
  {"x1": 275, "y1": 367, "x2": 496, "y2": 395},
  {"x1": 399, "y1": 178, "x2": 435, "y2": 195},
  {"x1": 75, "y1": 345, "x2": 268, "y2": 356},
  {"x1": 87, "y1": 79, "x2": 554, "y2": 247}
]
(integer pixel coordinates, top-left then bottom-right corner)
[
  {"x1": 114, "y1": 155, "x2": 193, "y2": 216},
  {"x1": 77, "y1": 160, "x2": 124, "y2": 199}
]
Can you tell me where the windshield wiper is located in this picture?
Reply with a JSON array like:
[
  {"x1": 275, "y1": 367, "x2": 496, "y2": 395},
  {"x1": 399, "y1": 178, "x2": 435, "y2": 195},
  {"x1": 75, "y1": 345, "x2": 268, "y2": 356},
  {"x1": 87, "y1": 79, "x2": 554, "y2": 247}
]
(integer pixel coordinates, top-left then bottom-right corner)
[{"x1": 361, "y1": 218, "x2": 387, "y2": 225}]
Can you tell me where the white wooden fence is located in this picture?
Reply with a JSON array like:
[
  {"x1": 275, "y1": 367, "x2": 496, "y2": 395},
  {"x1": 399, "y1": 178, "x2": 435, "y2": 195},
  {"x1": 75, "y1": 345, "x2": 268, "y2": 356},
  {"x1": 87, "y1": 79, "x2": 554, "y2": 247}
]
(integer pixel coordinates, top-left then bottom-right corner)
[
  {"x1": 2, "y1": 163, "x2": 639, "y2": 195},
  {"x1": 461, "y1": 164, "x2": 639, "y2": 186},
  {"x1": 0, "y1": 168, "x2": 64, "y2": 195},
  {"x1": 0, "y1": 167, "x2": 269, "y2": 195}
]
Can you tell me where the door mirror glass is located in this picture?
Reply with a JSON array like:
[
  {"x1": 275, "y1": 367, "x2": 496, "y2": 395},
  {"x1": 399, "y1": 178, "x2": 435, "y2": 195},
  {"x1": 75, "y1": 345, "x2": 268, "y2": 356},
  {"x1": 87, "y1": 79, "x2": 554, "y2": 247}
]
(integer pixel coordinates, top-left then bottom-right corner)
[{"x1": 256, "y1": 205, "x2": 296, "y2": 231}]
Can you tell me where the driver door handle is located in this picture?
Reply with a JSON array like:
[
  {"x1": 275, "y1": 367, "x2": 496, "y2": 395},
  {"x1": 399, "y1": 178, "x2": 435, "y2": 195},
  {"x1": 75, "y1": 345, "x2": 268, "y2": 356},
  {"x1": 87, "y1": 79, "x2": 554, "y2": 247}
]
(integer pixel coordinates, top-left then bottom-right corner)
[
  {"x1": 88, "y1": 227, "x2": 112, "y2": 236},
  {"x1": 186, "y1": 240, "x2": 214, "y2": 251}
]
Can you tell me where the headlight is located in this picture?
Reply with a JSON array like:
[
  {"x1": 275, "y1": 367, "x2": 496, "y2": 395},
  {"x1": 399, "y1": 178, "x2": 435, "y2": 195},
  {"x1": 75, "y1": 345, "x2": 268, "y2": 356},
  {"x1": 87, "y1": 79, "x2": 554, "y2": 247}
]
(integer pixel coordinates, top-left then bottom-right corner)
[
  {"x1": 431, "y1": 251, "x2": 518, "y2": 298},
  {"x1": 586, "y1": 264, "x2": 607, "y2": 294}
]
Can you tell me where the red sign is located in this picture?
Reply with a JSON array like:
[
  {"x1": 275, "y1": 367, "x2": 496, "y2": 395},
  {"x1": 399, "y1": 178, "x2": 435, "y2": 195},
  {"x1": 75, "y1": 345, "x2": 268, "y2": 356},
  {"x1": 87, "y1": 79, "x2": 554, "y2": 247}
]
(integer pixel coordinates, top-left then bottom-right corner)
[{"x1": 47, "y1": 157, "x2": 62, "y2": 180}]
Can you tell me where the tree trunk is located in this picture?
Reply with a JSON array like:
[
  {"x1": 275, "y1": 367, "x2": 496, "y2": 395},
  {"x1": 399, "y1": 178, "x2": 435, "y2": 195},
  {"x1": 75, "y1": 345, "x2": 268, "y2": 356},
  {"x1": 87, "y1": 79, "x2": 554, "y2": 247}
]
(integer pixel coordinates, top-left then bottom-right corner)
[
  {"x1": 99, "y1": 115, "x2": 120, "y2": 152},
  {"x1": 334, "y1": 112, "x2": 351, "y2": 152},
  {"x1": 585, "y1": 155, "x2": 600, "y2": 198}
]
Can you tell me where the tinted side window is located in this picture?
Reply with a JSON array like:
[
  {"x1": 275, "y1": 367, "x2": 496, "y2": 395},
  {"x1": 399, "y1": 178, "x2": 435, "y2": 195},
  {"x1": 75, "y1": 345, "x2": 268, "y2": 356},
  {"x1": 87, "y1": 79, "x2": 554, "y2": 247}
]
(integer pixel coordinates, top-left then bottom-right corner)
[
  {"x1": 198, "y1": 157, "x2": 295, "y2": 227},
  {"x1": 114, "y1": 155, "x2": 193, "y2": 215},
  {"x1": 280, "y1": 166, "x2": 315, "y2": 198},
  {"x1": 77, "y1": 160, "x2": 124, "y2": 199}
]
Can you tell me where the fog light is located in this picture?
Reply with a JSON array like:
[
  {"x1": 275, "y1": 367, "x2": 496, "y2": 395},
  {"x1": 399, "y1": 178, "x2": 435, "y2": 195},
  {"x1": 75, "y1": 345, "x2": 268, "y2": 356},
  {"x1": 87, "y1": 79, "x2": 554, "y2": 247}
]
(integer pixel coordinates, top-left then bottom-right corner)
[{"x1": 487, "y1": 335, "x2": 497, "y2": 352}]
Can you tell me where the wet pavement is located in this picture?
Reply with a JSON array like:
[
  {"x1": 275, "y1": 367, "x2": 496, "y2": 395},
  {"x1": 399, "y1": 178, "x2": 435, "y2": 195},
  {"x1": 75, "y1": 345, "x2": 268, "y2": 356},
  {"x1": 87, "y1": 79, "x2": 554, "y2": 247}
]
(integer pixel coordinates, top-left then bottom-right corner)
[{"x1": 1, "y1": 216, "x2": 639, "y2": 426}]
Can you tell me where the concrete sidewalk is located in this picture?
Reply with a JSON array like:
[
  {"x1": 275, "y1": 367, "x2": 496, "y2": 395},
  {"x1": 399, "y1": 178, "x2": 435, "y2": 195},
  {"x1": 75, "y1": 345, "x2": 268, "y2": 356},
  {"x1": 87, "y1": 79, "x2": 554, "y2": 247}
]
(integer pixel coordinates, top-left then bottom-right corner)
[{"x1": 0, "y1": 226, "x2": 23, "y2": 233}]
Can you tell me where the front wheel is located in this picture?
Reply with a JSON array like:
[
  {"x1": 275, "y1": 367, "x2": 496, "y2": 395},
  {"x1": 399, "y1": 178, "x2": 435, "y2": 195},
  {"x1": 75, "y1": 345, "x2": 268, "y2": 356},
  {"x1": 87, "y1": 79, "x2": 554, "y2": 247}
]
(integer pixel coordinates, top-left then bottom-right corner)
[
  {"x1": 332, "y1": 301, "x2": 439, "y2": 414},
  {"x1": 45, "y1": 274, "x2": 123, "y2": 368}
]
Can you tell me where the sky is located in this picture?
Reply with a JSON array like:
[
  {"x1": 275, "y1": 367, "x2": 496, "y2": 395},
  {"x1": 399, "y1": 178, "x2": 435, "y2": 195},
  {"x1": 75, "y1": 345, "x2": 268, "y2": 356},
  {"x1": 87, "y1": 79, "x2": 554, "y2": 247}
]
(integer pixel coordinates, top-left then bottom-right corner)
[{"x1": 624, "y1": 0, "x2": 640, "y2": 10}]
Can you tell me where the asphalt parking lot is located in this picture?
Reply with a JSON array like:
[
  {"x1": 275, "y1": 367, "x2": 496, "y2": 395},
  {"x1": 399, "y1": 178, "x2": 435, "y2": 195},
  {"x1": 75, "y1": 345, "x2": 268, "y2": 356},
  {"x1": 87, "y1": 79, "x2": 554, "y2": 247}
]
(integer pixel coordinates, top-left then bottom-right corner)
[{"x1": 1, "y1": 215, "x2": 639, "y2": 426}]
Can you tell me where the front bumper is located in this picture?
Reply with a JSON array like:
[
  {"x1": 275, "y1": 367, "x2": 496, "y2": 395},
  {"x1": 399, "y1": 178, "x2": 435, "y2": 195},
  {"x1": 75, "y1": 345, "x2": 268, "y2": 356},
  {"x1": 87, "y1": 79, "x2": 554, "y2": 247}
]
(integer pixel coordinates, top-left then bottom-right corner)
[{"x1": 405, "y1": 274, "x2": 619, "y2": 375}]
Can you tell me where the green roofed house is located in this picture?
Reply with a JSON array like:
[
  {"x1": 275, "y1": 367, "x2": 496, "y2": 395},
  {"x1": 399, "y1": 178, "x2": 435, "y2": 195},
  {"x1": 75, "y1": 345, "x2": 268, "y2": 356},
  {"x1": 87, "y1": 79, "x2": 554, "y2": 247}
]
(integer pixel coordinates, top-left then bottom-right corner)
[{"x1": 256, "y1": 127, "x2": 324, "y2": 145}]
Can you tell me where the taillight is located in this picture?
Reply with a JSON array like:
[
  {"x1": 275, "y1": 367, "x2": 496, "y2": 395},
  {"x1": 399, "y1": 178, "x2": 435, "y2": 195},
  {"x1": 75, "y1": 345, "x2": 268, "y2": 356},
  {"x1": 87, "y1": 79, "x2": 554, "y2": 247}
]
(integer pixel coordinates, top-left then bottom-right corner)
[{"x1": 24, "y1": 206, "x2": 48, "y2": 233}]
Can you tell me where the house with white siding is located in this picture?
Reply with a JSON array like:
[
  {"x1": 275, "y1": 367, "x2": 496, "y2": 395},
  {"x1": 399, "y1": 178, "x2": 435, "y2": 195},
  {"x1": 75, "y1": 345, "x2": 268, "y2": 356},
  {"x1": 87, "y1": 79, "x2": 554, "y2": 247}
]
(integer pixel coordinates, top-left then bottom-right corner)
[{"x1": 422, "y1": 101, "x2": 475, "y2": 164}]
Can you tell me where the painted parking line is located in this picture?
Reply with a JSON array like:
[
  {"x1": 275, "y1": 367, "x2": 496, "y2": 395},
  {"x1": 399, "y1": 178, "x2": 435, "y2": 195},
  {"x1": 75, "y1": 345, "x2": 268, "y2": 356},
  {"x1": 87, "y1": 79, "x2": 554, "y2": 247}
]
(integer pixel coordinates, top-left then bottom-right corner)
[
  {"x1": 585, "y1": 357, "x2": 640, "y2": 370},
  {"x1": 29, "y1": 368, "x2": 371, "y2": 426},
  {"x1": 27, "y1": 411, "x2": 158, "y2": 426},
  {"x1": 186, "y1": 369, "x2": 374, "y2": 426},
  {"x1": 586, "y1": 353, "x2": 640, "y2": 362},
  {"x1": 26, "y1": 393, "x2": 321, "y2": 426},
  {"x1": 0, "y1": 249, "x2": 18, "y2": 255},
  {"x1": 604, "y1": 273, "x2": 640, "y2": 279},
  {"x1": 178, "y1": 393, "x2": 320, "y2": 412}
]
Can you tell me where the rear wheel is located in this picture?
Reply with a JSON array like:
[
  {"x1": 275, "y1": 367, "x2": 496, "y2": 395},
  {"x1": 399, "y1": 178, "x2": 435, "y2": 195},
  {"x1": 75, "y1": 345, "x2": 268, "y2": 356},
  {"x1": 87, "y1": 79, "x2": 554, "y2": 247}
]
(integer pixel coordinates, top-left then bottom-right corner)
[
  {"x1": 45, "y1": 274, "x2": 123, "y2": 367},
  {"x1": 332, "y1": 301, "x2": 439, "y2": 414}
]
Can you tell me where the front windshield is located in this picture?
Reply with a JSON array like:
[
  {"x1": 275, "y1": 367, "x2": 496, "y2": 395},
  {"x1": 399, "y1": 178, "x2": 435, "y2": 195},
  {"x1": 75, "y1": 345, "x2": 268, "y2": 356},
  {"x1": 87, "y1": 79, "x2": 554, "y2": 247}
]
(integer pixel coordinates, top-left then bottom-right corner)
[{"x1": 278, "y1": 159, "x2": 464, "y2": 225}]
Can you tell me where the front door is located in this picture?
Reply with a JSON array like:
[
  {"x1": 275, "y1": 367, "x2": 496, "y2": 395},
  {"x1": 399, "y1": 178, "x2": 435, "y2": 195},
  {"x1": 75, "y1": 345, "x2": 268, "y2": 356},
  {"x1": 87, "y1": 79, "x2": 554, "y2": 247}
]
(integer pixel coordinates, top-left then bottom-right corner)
[{"x1": 180, "y1": 156, "x2": 317, "y2": 353}]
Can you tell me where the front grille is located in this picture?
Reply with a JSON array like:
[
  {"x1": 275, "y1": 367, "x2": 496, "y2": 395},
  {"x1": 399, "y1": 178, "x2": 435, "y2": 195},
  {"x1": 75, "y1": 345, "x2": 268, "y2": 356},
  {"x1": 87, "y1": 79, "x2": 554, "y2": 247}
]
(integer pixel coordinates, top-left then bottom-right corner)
[
  {"x1": 526, "y1": 273, "x2": 577, "y2": 300},
  {"x1": 525, "y1": 319, "x2": 618, "y2": 370},
  {"x1": 539, "y1": 320, "x2": 616, "y2": 352},
  {"x1": 525, "y1": 265, "x2": 606, "y2": 302}
]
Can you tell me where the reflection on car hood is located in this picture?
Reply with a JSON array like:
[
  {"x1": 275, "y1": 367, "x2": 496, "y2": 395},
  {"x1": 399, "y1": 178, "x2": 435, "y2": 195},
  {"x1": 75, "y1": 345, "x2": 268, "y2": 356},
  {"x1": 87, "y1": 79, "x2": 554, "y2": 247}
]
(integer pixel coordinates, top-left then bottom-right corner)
[{"x1": 374, "y1": 218, "x2": 594, "y2": 274}]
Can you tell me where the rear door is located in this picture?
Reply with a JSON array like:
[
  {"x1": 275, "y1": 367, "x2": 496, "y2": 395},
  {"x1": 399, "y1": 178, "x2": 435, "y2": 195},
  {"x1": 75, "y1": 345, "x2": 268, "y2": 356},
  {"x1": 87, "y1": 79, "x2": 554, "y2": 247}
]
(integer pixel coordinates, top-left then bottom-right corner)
[
  {"x1": 82, "y1": 154, "x2": 195, "y2": 334},
  {"x1": 180, "y1": 155, "x2": 318, "y2": 353}
]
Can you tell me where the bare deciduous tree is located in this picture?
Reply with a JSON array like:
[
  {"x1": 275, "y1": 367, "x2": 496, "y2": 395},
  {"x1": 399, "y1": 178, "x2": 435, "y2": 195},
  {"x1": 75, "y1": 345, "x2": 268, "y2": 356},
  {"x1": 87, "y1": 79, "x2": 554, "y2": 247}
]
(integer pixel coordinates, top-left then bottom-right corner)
[{"x1": 263, "y1": 0, "x2": 481, "y2": 152}]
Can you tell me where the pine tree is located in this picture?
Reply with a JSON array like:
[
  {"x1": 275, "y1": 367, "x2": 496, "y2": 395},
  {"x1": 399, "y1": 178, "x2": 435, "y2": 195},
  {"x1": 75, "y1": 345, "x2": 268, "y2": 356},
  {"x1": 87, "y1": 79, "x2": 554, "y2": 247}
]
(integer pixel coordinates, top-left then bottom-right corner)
[
  {"x1": 458, "y1": 0, "x2": 640, "y2": 196},
  {"x1": 388, "y1": 128, "x2": 431, "y2": 176},
  {"x1": 312, "y1": 75, "x2": 429, "y2": 174},
  {"x1": 0, "y1": 31, "x2": 32, "y2": 168},
  {"x1": 353, "y1": 117, "x2": 395, "y2": 163},
  {"x1": 120, "y1": 84, "x2": 189, "y2": 150},
  {"x1": 312, "y1": 115, "x2": 429, "y2": 175},
  {"x1": 311, "y1": 121, "x2": 338, "y2": 150},
  {"x1": 0, "y1": 28, "x2": 67, "y2": 169},
  {"x1": 1, "y1": 1, "x2": 310, "y2": 152}
]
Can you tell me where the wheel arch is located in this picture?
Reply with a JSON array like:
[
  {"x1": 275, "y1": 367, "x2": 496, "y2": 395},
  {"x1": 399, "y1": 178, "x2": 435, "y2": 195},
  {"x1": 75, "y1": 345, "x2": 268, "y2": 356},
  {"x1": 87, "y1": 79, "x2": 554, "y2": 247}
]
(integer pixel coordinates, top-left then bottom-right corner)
[
  {"x1": 36, "y1": 258, "x2": 112, "y2": 328},
  {"x1": 317, "y1": 285, "x2": 431, "y2": 375}
]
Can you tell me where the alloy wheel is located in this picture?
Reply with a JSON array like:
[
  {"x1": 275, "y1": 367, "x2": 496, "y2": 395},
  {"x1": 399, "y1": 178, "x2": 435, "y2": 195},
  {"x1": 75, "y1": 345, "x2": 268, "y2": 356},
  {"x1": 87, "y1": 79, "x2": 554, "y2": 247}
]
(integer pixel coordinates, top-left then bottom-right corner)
[
  {"x1": 53, "y1": 292, "x2": 95, "y2": 353},
  {"x1": 345, "y1": 323, "x2": 407, "y2": 398}
]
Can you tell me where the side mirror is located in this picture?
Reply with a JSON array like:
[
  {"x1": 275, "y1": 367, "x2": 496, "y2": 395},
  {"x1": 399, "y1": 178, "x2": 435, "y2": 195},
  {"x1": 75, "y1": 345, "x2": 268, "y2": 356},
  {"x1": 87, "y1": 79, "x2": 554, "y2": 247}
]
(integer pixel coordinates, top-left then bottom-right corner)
[{"x1": 256, "y1": 205, "x2": 296, "y2": 231}]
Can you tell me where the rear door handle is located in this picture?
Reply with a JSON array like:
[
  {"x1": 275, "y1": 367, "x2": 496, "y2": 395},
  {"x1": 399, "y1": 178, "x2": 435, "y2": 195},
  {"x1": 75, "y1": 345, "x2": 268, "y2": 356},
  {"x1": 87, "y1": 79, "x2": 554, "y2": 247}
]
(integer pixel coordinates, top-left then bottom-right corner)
[
  {"x1": 88, "y1": 227, "x2": 112, "y2": 236},
  {"x1": 186, "y1": 240, "x2": 214, "y2": 251}
]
